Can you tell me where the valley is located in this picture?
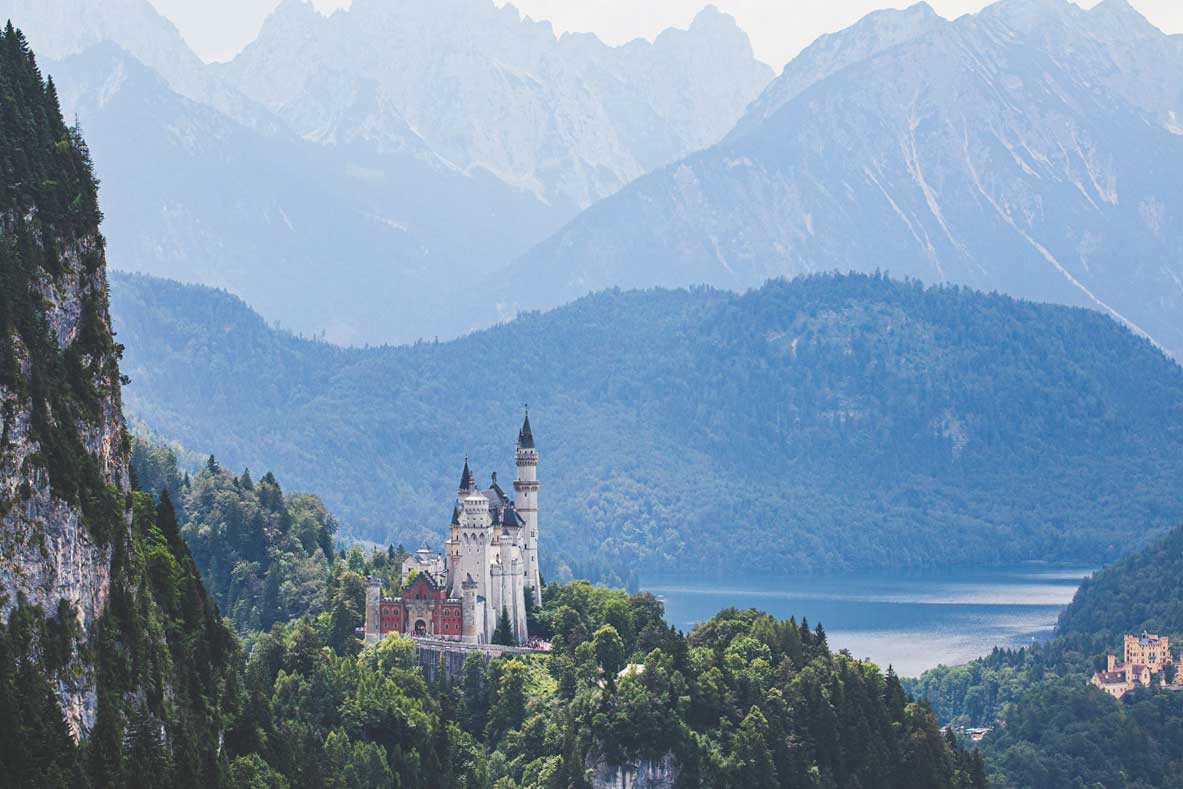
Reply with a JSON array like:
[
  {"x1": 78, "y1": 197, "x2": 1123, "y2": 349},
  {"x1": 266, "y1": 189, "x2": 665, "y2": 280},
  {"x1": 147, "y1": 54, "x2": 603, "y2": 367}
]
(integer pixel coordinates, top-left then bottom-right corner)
[{"x1": 4, "y1": 2, "x2": 1183, "y2": 787}]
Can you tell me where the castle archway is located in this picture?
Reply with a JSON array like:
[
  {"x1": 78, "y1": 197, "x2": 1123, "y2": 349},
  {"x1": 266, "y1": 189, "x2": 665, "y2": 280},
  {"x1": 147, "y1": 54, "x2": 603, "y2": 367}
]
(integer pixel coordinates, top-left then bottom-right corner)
[{"x1": 414, "y1": 620, "x2": 427, "y2": 637}]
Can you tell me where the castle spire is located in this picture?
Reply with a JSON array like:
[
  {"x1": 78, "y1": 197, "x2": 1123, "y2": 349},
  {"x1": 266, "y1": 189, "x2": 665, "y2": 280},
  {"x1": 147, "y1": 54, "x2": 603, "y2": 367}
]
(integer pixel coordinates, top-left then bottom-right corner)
[
  {"x1": 459, "y1": 456, "x2": 474, "y2": 492},
  {"x1": 518, "y1": 408, "x2": 535, "y2": 449}
]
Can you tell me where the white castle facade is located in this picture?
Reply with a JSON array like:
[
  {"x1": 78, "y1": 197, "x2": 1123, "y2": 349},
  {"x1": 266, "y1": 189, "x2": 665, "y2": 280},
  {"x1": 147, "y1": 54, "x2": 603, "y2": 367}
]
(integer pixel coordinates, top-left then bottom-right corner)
[{"x1": 364, "y1": 412, "x2": 541, "y2": 645}]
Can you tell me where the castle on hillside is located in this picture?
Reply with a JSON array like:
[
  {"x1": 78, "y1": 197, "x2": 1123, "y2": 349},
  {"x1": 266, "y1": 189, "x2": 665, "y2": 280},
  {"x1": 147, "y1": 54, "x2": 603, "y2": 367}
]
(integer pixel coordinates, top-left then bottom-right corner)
[
  {"x1": 1090, "y1": 632, "x2": 1183, "y2": 699},
  {"x1": 364, "y1": 412, "x2": 541, "y2": 646}
]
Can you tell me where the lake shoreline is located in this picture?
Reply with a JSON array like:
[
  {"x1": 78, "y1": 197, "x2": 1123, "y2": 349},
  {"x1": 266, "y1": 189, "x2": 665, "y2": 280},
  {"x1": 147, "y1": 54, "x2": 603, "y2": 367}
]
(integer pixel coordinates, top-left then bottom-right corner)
[{"x1": 642, "y1": 565, "x2": 1095, "y2": 677}]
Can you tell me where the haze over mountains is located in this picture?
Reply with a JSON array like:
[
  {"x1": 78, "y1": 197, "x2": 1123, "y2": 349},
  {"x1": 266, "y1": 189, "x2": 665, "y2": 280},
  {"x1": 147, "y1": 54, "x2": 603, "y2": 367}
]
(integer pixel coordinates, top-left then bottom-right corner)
[
  {"x1": 1, "y1": 0, "x2": 771, "y2": 344},
  {"x1": 497, "y1": 0, "x2": 1183, "y2": 358},
  {"x1": 6, "y1": 0, "x2": 1183, "y2": 356}
]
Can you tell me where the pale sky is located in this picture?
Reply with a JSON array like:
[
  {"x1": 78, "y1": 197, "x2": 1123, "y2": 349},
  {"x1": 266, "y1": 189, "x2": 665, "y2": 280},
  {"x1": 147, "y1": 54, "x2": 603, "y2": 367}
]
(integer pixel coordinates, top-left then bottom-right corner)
[{"x1": 148, "y1": 0, "x2": 1182, "y2": 68}]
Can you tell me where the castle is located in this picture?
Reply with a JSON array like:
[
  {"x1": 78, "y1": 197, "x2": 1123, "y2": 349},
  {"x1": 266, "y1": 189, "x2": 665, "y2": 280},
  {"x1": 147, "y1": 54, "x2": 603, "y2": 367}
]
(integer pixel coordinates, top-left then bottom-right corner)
[
  {"x1": 364, "y1": 412, "x2": 541, "y2": 646},
  {"x1": 1090, "y1": 633, "x2": 1183, "y2": 699}
]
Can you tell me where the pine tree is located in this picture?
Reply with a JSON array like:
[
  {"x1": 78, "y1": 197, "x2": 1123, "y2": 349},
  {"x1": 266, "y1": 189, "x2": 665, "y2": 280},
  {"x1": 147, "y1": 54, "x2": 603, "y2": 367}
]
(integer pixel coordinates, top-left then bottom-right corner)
[
  {"x1": 492, "y1": 606, "x2": 515, "y2": 646},
  {"x1": 155, "y1": 488, "x2": 182, "y2": 554},
  {"x1": 123, "y1": 711, "x2": 172, "y2": 789},
  {"x1": 884, "y1": 666, "x2": 907, "y2": 725}
]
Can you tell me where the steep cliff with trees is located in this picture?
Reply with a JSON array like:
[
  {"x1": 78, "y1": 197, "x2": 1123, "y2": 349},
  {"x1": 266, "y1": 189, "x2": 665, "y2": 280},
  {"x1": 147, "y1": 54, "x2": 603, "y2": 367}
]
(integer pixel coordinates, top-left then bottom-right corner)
[{"x1": 0, "y1": 25, "x2": 235, "y2": 786}]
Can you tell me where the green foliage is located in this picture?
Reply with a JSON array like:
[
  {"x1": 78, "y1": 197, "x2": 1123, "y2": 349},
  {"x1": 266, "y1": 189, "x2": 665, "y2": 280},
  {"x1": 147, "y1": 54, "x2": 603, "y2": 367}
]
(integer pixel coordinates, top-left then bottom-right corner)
[
  {"x1": 130, "y1": 436, "x2": 186, "y2": 504},
  {"x1": 492, "y1": 607, "x2": 515, "y2": 647},
  {"x1": 1057, "y1": 523, "x2": 1183, "y2": 647},
  {"x1": 0, "y1": 22, "x2": 123, "y2": 545},
  {"x1": 592, "y1": 625, "x2": 625, "y2": 682},
  {"x1": 178, "y1": 461, "x2": 341, "y2": 632},
  {"x1": 110, "y1": 270, "x2": 1183, "y2": 578},
  {"x1": 982, "y1": 682, "x2": 1183, "y2": 788}
]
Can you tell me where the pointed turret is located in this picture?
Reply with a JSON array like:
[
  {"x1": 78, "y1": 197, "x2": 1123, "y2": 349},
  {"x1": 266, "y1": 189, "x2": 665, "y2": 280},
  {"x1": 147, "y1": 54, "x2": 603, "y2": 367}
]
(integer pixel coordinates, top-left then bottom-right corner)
[
  {"x1": 518, "y1": 410, "x2": 535, "y2": 449},
  {"x1": 514, "y1": 408, "x2": 541, "y2": 605},
  {"x1": 451, "y1": 504, "x2": 461, "y2": 525},
  {"x1": 458, "y1": 456, "x2": 475, "y2": 493}
]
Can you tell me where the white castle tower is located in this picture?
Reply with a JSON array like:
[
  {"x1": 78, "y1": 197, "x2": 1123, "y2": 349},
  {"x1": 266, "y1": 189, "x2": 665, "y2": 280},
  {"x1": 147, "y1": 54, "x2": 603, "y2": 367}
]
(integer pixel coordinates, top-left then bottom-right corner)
[
  {"x1": 514, "y1": 411, "x2": 542, "y2": 605},
  {"x1": 364, "y1": 415, "x2": 541, "y2": 647},
  {"x1": 441, "y1": 425, "x2": 537, "y2": 644}
]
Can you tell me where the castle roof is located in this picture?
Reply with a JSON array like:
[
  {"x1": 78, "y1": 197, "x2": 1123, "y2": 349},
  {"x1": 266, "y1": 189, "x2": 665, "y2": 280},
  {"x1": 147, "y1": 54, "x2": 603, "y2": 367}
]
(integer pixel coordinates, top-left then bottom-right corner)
[
  {"x1": 451, "y1": 504, "x2": 460, "y2": 525},
  {"x1": 459, "y1": 458, "x2": 474, "y2": 491},
  {"x1": 518, "y1": 412, "x2": 535, "y2": 449},
  {"x1": 484, "y1": 480, "x2": 510, "y2": 507},
  {"x1": 503, "y1": 505, "x2": 525, "y2": 527}
]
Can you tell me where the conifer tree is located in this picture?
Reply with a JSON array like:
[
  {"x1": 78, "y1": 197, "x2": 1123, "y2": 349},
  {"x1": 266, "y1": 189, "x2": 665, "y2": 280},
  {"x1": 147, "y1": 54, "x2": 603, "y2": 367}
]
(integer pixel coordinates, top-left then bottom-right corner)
[{"x1": 492, "y1": 606, "x2": 515, "y2": 646}]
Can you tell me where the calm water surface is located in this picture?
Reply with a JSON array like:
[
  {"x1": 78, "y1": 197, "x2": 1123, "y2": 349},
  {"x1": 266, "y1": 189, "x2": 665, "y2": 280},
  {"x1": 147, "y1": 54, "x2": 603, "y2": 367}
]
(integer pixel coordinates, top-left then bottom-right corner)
[{"x1": 644, "y1": 566, "x2": 1093, "y2": 677}]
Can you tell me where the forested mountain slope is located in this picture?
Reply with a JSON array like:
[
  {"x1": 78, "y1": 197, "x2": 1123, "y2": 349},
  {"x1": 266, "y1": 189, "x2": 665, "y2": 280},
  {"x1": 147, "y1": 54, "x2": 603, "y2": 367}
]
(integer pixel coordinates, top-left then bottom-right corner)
[
  {"x1": 110, "y1": 270, "x2": 1183, "y2": 580},
  {"x1": 494, "y1": 0, "x2": 1183, "y2": 359},
  {"x1": 0, "y1": 26, "x2": 234, "y2": 784}
]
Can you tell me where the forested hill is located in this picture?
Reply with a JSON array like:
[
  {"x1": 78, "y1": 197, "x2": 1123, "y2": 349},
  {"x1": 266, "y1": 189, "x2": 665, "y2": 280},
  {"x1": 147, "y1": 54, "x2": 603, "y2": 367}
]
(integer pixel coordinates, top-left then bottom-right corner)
[
  {"x1": 109, "y1": 271, "x2": 1183, "y2": 579},
  {"x1": 1056, "y1": 523, "x2": 1183, "y2": 645}
]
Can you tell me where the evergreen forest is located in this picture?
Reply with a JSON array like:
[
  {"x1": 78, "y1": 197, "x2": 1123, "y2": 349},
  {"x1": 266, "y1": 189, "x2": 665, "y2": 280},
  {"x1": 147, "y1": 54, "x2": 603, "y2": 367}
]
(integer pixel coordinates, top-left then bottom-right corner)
[{"x1": 109, "y1": 268, "x2": 1183, "y2": 582}]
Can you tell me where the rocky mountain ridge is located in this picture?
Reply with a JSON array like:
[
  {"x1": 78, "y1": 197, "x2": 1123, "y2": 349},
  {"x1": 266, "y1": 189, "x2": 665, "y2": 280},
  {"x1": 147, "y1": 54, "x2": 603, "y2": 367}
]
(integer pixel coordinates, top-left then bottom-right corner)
[
  {"x1": 495, "y1": 0, "x2": 1183, "y2": 358},
  {"x1": 0, "y1": 0, "x2": 772, "y2": 345},
  {"x1": 222, "y1": 0, "x2": 772, "y2": 209},
  {"x1": 0, "y1": 33, "x2": 234, "y2": 771}
]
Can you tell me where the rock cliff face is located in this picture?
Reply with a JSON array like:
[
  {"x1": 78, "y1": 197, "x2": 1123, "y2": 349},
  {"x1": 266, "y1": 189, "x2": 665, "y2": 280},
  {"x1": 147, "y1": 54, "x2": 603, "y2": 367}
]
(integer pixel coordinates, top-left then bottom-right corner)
[
  {"x1": 0, "y1": 26, "x2": 129, "y2": 737},
  {"x1": 587, "y1": 750, "x2": 678, "y2": 789},
  {"x1": 0, "y1": 224, "x2": 126, "y2": 737}
]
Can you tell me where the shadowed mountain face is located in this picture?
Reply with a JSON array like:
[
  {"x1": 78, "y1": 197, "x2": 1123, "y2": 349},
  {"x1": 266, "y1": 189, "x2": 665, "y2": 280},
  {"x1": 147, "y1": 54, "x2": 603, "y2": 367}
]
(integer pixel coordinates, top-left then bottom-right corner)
[
  {"x1": 110, "y1": 271, "x2": 1183, "y2": 581},
  {"x1": 495, "y1": 0, "x2": 1183, "y2": 358},
  {"x1": 0, "y1": 0, "x2": 771, "y2": 345}
]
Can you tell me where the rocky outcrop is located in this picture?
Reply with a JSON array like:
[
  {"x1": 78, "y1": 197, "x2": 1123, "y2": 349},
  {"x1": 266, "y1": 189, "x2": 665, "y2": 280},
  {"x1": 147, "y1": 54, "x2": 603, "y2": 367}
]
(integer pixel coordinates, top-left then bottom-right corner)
[
  {"x1": 587, "y1": 749, "x2": 678, "y2": 789},
  {"x1": 0, "y1": 217, "x2": 129, "y2": 738}
]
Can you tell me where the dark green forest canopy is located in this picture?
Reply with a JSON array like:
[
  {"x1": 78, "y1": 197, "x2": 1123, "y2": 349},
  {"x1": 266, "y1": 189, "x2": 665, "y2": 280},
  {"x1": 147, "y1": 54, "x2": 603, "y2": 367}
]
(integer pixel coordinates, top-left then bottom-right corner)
[{"x1": 110, "y1": 269, "x2": 1183, "y2": 578}]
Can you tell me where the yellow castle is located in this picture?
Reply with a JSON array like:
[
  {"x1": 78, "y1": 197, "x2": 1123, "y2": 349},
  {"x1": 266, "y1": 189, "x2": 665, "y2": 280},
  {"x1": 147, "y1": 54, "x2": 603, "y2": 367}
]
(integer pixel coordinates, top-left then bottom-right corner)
[{"x1": 1090, "y1": 633, "x2": 1183, "y2": 699}]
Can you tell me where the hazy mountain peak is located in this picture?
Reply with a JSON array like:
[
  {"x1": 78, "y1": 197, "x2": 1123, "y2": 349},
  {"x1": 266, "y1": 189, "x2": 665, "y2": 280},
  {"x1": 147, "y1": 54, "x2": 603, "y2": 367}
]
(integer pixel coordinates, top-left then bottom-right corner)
[
  {"x1": 689, "y1": 4, "x2": 733, "y2": 30},
  {"x1": 977, "y1": 0, "x2": 1082, "y2": 30},
  {"x1": 1088, "y1": 0, "x2": 1162, "y2": 38},
  {"x1": 501, "y1": 0, "x2": 1183, "y2": 361},
  {"x1": 729, "y1": 1, "x2": 945, "y2": 139},
  {"x1": 225, "y1": 0, "x2": 772, "y2": 208}
]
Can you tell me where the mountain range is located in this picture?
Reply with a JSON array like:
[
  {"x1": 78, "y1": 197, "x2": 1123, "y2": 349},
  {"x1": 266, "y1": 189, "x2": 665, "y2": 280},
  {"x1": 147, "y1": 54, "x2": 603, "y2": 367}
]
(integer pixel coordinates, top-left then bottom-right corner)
[
  {"x1": 492, "y1": 0, "x2": 1183, "y2": 359},
  {"x1": 7, "y1": 0, "x2": 1183, "y2": 359},
  {"x1": 0, "y1": 0, "x2": 771, "y2": 345},
  {"x1": 109, "y1": 270, "x2": 1183, "y2": 581}
]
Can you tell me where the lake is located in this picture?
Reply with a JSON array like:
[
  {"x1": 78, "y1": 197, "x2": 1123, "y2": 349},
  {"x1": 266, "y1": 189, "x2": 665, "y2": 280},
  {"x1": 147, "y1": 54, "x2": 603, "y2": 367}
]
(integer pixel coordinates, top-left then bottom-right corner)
[{"x1": 644, "y1": 565, "x2": 1093, "y2": 677}]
